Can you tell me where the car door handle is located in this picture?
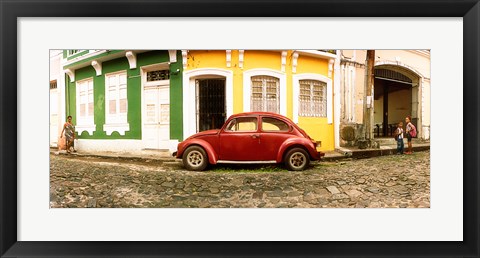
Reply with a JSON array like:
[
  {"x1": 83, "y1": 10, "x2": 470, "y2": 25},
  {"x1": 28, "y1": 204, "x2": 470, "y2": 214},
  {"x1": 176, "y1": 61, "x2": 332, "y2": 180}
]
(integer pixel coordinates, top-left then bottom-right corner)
[{"x1": 251, "y1": 134, "x2": 260, "y2": 139}]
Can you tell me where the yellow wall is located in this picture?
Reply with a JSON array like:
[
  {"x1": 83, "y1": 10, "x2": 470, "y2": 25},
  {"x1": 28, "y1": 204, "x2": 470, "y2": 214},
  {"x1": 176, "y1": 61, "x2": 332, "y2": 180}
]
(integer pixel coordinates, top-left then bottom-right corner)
[
  {"x1": 296, "y1": 55, "x2": 329, "y2": 74},
  {"x1": 185, "y1": 50, "x2": 335, "y2": 151},
  {"x1": 298, "y1": 117, "x2": 334, "y2": 151},
  {"x1": 186, "y1": 50, "x2": 227, "y2": 69},
  {"x1": 295, "y1": 55, "x2": 333, "y2": 151},
  {"x1": 243, "y1": 51, "x2": 282, "y2": 71},
  {"x1": 232, "y1": 51, "x2": 244, "y2": 114}
]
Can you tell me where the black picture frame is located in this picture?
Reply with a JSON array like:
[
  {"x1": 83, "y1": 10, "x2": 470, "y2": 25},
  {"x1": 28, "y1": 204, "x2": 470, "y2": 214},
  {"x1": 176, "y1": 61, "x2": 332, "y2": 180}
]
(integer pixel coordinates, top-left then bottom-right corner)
[{"x1": 1, "y1": 0, "x2": 479, "y2": 257}]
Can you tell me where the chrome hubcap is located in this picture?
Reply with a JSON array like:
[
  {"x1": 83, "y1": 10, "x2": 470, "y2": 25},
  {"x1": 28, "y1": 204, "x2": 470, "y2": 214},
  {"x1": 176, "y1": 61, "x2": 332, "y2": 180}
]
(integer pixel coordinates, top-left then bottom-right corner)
[
  {"x1": 187, "y1": 151, "x2": 203, "y2": 167},
  {"x1": 290, "y1": 152, "x2": 306, "y2": 168}
]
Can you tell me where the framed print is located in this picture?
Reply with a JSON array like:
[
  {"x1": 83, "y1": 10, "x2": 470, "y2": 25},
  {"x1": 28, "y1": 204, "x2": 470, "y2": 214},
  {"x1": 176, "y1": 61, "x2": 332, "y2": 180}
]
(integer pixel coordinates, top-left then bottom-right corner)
[{"x1": 1, "y1": 0, "x2": 479, "y2": 257}]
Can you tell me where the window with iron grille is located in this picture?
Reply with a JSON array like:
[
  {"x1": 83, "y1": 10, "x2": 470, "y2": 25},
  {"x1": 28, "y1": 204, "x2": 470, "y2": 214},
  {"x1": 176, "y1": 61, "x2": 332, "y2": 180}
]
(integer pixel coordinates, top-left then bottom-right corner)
[
  {"x1": 299, "y1": 79, "x2": 327, "y2": 117},
  {"x1": 147, "y1": 70, "x2": 170, "y2": 81},
  {"x1": 50, "y1": 80, "x2": 57, "y2": 90},
  {"x1": 251, "y1": 76, "x2": 279, "y2": 113},
  {"x1": 76, "y1": 79, "x2": 94, "y2": 125},
  {"x1": 105, "y1": 71, "x2": 128, "y2": 124}
]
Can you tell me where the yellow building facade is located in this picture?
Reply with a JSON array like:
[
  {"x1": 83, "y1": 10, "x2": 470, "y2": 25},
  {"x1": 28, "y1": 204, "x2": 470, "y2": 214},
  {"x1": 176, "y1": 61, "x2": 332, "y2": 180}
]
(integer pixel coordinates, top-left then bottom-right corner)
[{"x1": 182, "y1": 50, "x2": 337, "y2": 151}]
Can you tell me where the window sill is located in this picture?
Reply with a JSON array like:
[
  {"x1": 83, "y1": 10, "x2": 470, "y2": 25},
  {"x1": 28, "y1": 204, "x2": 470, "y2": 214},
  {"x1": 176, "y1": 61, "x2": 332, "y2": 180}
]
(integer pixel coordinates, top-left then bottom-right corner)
[
  {"x1": 103, "y1": 123, "x2": 130, "y2": 136},
  {"x1": 76, "y1": 124, "x2": 96, "y2": 136}
]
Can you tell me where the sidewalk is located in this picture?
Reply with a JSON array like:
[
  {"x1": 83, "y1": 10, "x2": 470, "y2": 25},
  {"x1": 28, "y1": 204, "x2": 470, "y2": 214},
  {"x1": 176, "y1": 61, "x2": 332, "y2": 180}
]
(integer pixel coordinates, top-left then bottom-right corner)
[
  {"x1": 51, "y1": 141, "x2": 430, "y2": 162},
  {"x1": 332, "y1": 142, "x2": 430, "y2": 160}
]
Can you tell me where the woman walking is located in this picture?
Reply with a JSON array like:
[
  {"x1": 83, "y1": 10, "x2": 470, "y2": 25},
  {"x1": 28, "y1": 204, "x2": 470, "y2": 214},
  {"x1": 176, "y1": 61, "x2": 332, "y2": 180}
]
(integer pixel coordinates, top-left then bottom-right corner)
[{"x1": 61, "y1": 115, "x2": 75, "y2": 153}]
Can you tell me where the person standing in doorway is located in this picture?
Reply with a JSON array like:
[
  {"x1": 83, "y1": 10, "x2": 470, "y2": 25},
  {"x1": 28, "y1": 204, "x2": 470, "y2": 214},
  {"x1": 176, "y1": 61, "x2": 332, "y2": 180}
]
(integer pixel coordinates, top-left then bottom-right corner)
[
  {"x1": 395, "y1": 121, "x2": 404, "y2": 155},
  {"x1": 61, "y1": 115, "x2": 75, "y2": 154},
  {"x1": 405, "y1": 115, "x2": 416, "y2": 154}
]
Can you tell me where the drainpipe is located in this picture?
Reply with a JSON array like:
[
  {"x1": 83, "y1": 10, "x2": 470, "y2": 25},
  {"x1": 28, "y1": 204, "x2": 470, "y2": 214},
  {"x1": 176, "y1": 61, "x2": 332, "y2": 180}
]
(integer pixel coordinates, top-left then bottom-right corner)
[
  {"x1": 65, "y1": 73, "x2": 70, "y2": 117},
  {"x1": 334, "y1": 51, "x2": 341, "y2": 148}
]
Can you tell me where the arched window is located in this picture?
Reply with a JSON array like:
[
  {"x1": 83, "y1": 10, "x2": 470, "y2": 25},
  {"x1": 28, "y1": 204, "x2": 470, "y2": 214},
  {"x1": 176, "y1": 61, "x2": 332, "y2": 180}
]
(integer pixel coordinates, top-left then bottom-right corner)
[
  {"x1": 251, "y1": 75, "x2": 280, "y2": 113},
  {"x1": 299, "y1": 79, "x2": 327, "y2": 117}
]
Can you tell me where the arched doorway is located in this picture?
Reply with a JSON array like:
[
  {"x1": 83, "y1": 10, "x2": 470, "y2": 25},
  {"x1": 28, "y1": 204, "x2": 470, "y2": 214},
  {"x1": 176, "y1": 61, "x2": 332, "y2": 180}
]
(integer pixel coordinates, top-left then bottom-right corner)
[
  {"x1": 373, "y1": 65, "x2": 421, "y2": 138},
  {"x1": 182, "y1": 68, "x2": 234, "y2": 139}
]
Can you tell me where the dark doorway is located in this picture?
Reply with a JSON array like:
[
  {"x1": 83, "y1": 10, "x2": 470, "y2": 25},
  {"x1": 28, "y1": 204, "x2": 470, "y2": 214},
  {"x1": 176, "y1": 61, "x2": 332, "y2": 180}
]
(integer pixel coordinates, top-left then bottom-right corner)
[
  {"x1": 374, "y1": 68, "x2": 413, "y2": 137},
  {"x1": 196, "y1": 79, "x2": 226, "y2": 132}
]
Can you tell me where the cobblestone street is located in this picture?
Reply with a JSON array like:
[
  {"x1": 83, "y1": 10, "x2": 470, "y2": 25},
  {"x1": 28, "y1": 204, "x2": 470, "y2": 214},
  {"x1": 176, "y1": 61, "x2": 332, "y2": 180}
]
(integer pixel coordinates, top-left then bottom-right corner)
[{"x1": 50, "y1": 151, "x2": 430, "y2": 208}]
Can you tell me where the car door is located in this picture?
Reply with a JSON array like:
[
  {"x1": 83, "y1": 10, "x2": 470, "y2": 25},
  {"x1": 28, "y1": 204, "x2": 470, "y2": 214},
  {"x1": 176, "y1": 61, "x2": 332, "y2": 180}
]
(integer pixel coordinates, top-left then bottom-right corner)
[
  {"x1": 218, "y1": 116, "x2": 260, "y2": 161},
  {"x1": 258, "y1": 116, "x2": 292, "y2": 161}
]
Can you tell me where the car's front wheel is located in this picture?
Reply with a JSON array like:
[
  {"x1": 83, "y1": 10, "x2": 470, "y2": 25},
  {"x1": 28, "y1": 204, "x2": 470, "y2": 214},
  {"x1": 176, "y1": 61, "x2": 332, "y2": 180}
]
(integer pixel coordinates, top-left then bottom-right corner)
[
  {"x1": 284, "y1": 148, "x2": 310, "y2": 171},
  {"x1": 183, "y1": 146, "x2": 208, "y2": 171}
]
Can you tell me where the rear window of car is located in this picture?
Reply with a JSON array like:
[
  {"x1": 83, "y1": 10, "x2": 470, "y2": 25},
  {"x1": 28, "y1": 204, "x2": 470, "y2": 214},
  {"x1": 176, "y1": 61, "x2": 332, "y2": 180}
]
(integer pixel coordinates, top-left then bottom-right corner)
[
  {"x1": 225, "y1": 117, "x2": 258, "y2": 132},
  {"x1": 261, "y1": 117, "x2": 290, "y2": 132}
]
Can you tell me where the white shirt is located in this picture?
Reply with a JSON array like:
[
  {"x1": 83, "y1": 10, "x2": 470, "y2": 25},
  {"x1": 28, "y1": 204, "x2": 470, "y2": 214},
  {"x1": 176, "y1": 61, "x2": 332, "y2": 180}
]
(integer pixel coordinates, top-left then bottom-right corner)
[{"x1": 397, "y1": 127, "x2": 404, "y2": 139}]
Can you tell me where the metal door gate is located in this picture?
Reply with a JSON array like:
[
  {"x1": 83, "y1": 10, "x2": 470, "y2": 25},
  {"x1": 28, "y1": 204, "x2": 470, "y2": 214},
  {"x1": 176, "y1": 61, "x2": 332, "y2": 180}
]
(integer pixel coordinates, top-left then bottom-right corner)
[{"x1": 196, "y1": 79, "x2": 226, "y2": 132}]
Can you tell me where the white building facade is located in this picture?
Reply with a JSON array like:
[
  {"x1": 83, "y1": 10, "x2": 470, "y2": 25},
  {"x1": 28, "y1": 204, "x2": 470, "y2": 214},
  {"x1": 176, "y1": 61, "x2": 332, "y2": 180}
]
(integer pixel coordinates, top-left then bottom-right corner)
[{"x1": 338, "y1": 50, "x2": 430, "y2": 146}]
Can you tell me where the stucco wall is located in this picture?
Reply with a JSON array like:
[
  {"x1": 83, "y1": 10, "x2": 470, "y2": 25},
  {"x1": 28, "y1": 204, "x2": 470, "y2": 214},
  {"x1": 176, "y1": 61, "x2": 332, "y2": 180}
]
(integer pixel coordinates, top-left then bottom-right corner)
[
  {"x1": 185, "y1": 50, "x2": 335, "y2": 151},
  {"x1": 339, "y1": 50, "x2": 430, "y2": 140}
]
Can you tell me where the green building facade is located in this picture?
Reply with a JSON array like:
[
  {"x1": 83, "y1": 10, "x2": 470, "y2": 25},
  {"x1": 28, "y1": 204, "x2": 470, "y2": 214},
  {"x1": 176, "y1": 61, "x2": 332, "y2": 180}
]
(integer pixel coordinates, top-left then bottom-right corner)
[{"x1": 63, "y1": 50, "x2": 183, "y2": 153}]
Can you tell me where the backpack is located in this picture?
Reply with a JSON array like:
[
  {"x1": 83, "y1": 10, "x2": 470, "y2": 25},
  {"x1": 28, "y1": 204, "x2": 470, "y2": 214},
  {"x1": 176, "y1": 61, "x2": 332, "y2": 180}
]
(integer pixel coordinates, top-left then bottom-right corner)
[{"x1": 409, "y1": 123, "x2": 417, "y2": 137}]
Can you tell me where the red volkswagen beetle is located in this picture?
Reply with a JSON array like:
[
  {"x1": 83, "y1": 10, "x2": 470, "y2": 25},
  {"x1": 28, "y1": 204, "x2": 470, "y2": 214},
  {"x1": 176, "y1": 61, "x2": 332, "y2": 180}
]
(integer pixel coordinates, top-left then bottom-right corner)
[{"x1": 173, "y1": 112, "x2": 324, "y2": 171}]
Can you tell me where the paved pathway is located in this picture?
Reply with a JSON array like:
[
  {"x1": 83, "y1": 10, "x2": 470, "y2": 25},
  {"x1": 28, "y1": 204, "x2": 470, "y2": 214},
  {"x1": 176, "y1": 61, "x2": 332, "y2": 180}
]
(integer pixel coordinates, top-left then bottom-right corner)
[{"x1": 50, "y1": 151, "x2": 430, "y2": 208}]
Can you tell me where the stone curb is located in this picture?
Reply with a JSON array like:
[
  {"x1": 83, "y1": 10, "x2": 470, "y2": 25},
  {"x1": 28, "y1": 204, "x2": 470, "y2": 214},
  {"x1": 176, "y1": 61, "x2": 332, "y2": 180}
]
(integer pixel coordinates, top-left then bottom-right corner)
[
  {"x1": 50, "y1": 149, "x2": 176, "y2": 163},
  {"x1": 51, "y1": 145, "x2": 429, "y2": 164}
]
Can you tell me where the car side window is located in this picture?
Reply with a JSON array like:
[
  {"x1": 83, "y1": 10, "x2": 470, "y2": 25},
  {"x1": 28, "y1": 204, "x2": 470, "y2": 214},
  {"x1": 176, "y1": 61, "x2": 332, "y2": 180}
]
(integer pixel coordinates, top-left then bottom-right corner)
[
  {"x1": 261, "y1": 117, "x2": 290, "y2": 132},
  {"x1": 225, "y1": 117, "x2": 258, "y2": 132}
]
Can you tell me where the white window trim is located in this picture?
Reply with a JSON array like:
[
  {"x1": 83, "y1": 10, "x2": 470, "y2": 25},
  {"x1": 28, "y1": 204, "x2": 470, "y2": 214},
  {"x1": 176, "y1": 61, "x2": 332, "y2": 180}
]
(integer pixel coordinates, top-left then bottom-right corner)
[
  {"x1": 76, "y1": 125, "x2": 96, "y2": 136},
  {"x1": 103, "y1": 123, "x2": 130, "y2": 136},
  {"x1": 293, "y1": 73, "x2": 332, "y2": 124},
  {"x1": 103, "y1": 70, "x2": 129, "y2": 136},
  {"x1": 182, "y1": 68, "x2": 234, "y2": 139},
  {"x1": 298, "y1": 80, "x2": 327, "y2": 118},
  {"x1": 75, "y1": 78, "x2": 95, "y2": 136},
  {"x1": 243, "y1": 69, "x2": 287, "y2": 116}
]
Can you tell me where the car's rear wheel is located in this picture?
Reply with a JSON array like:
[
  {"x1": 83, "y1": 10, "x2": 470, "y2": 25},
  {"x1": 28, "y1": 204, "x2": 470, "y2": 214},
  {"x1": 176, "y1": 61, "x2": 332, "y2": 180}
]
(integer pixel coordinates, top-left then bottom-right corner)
[
  {"x1": 183, "y1": 146, "x2": 208, "y2": 171},
  {"x1": 284, "y1": 148, "x2": 310, "y2": 171}
]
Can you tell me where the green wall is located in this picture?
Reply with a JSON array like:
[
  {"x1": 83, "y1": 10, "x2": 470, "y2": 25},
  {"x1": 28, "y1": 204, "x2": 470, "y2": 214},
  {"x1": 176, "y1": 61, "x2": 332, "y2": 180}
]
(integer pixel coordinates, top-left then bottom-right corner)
[
  {"x1": 169, "y1": 51, "x2": 183, "y2": 141},
  {"x1": 66, "y1": 50, "x2": 183, "y2": 141}
]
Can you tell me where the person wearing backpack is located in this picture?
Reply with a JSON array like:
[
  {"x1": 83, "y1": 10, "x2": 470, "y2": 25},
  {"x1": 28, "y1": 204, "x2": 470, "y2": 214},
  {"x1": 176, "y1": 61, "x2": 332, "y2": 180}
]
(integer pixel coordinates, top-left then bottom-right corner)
[
  {"x1": 405, "y1": 115, "x2": 417, "y2": 154},
  {"x1": 394, "y1": 121, "x2": 404, "y2": 155}
]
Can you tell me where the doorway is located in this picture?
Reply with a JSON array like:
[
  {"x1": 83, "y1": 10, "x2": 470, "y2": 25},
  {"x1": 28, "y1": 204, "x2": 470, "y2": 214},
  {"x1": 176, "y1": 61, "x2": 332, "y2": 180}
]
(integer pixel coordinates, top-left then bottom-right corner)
[
  {"x1": 142, "y1": 67, "x2": 171, "y2": 150},
  {"x1": 196, "y1": 79, "x2": 226, "y2": 132},
  {"x1": 50, "y1": 80, "x2": 58, "y2": 146},
  {"x1": 373, "y1": 68, "x2": 415, "y2": 137}
]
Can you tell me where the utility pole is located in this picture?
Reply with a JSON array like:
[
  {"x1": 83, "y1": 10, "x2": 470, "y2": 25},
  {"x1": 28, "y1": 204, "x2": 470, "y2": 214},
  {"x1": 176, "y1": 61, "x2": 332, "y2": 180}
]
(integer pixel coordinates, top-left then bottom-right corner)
[{"x1": 364, "y1": 50, "x2": 375, "y2": 142}]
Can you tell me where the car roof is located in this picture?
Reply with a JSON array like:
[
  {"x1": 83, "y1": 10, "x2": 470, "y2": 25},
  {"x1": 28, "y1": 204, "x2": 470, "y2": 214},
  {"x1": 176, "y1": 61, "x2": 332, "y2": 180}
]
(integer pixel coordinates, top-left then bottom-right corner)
[
  {"x1": 226, "y1": 112, "x2": 305, "y2": 133},
  {"x1": 229, "y1": 112, "x2": 289, "y2": 120}
]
